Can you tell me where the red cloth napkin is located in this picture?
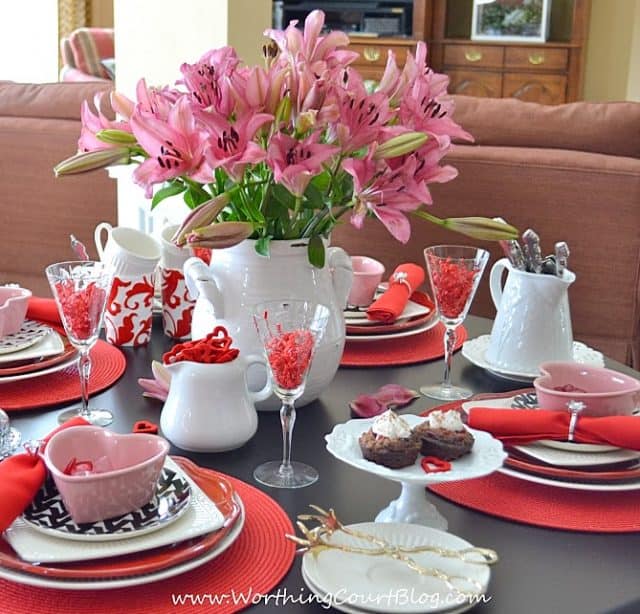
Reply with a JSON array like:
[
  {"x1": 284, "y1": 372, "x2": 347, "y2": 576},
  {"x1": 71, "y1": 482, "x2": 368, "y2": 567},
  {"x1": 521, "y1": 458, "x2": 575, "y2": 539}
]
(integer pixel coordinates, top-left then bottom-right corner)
[
  {"x1": 366, "y1": 263, "x2": 425, "y2": 323},
  {"x1": 0, "y1": 417, "x2": 89, "y2": 531},
  {"x1": 468, "y1": 408, "x2": 640, "y2": 450},
  {"x1": 26, "y1": 296, "x2": 62, "y2": 332}
]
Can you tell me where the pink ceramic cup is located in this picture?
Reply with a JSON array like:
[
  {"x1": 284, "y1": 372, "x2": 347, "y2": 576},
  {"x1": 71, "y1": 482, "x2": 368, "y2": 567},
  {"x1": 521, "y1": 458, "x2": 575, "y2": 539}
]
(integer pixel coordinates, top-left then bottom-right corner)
[{"x1": 347, "y1": 256, "x2": 385, "y2": 307}]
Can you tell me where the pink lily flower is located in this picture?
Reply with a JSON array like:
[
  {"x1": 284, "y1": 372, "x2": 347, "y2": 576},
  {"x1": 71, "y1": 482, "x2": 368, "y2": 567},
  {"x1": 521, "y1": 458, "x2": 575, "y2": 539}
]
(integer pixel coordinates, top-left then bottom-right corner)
[
  {"x1": 266, "y1": 132, "x2": 339, "y2": 197},
  {"x1": 230, "y1": 64, "x2": 287, "y2": 115},
  {"x1": 179, "y1": 46, "x2": 240, "y2": 116},
  {"x1": 200, "y1": 111, "x2": 273, "y2": 182},
  {"x1": 349, "y1": 384, "x2": 419, "y2": 418},
  {"x1": 130, "y1": 97, "x2": 212, "y2": 197},
  {"x1": 138, "y1": 361, "x2": 171, "y2": 402},
  {"x1": 134, "y1": 78, "x2": 180, "y2": 121},
  {"x1": 78, "y1": 93, "x2": 132, "y2": 152},
  {"x1": 343, "y1": 151, "x2": 426, "y2": 243},
  {"x1": 334, "y1": 90, "x2": 392, "y2": 153}
]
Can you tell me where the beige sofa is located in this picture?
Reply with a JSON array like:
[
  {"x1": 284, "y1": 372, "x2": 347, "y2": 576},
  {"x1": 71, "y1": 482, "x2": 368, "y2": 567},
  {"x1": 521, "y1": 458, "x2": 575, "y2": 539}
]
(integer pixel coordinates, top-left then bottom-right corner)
[
  {"x1": 334, "y1": 96, "x2": 640, "y2": 367},
  {"x1": 0, "y1": 81, "x2": 117, "y2": 296}
]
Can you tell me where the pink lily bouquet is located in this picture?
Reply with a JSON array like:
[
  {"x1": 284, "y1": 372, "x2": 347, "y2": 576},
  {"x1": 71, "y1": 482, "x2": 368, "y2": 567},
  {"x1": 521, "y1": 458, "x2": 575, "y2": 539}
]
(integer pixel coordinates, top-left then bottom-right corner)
[{"x1": 55, "y1": 10, "x2": 516, "y2": 266}]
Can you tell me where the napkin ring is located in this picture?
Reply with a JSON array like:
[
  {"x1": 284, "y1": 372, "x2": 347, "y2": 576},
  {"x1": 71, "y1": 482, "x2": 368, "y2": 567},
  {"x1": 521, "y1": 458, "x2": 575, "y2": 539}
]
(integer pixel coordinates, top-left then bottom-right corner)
[
  {"x1": 390, "y1": 271, "x2": 412, "y2": 293},
  {"x1": 567, "y1": 400, "x2": 585, "y2": 442}
]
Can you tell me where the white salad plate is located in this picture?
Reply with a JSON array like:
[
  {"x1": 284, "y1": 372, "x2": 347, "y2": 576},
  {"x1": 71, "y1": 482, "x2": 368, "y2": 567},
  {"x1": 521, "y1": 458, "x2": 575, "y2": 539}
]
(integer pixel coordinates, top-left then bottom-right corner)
[
  {"x1": 6, "y1": 458, "x2": 225, "y2": 563},
  {"x1": 0, "y1": 325, "x2": 61, "y2": 362},
  {"x1": 461, "y1": 335, "x2": 604, "y2": 383},
  {"x1": 302, "y1": 522, "x2": 491, "y2": 614},
  {"x1": 345, "y1": 299, "x2": 431, "y2": 326}
]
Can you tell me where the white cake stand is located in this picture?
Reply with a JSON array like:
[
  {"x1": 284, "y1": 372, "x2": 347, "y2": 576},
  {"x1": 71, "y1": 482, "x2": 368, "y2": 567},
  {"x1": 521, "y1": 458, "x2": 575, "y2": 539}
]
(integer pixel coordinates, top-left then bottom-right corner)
[{"x1": 325, "y1": 415, "x2": 506, "y2": 531}]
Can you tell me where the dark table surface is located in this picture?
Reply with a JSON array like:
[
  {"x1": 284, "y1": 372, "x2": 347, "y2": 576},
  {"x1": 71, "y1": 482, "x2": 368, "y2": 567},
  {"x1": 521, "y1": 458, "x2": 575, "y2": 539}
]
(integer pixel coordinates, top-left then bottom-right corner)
[{"x1": 9, "y1": 316, "x2": 640, "y2": 614}]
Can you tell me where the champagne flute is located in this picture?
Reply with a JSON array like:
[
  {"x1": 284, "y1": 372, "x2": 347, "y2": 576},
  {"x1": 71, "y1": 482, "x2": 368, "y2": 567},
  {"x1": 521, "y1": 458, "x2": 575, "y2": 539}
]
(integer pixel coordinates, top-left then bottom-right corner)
[
  {"x1": 46, "y1": 261, "x2": 113, "y2": 425},
  {"x1": 253, "y1": 299, "x2": 330, "y2": 489},
  {"x1": 421, "y1": 245, "x2": 489, "y2": 400}
]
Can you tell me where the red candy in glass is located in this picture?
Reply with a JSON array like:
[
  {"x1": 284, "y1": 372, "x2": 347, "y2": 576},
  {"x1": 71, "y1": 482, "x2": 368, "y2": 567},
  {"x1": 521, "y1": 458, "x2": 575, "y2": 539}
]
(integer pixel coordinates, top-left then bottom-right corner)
[
  {"x1": 55, "y1": 281, "x2": 107, "y2": 340},
  {"x1": 427, "y1": 257, "x2": 479, "y2": 320},
  {"x1": 266, "y1": 329, "x2": 314, "y2": 390}
]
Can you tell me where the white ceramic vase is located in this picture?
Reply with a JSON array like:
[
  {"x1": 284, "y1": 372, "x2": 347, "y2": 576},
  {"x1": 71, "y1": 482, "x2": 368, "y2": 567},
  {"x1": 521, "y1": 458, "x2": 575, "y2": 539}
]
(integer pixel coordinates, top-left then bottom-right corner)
[{"x1": 183, "y1": 239, "x2": 352, "y2": 411}]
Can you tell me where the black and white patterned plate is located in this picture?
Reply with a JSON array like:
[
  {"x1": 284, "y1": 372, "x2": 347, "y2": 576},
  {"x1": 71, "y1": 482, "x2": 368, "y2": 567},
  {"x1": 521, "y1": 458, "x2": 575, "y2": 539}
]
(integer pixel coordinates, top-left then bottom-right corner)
[
  {"x1": 22, "y1": 468, "x2": 191, "y2": 542},
  {"x1": 0, "y1": 321, "x2": 51, "y2": 355}
]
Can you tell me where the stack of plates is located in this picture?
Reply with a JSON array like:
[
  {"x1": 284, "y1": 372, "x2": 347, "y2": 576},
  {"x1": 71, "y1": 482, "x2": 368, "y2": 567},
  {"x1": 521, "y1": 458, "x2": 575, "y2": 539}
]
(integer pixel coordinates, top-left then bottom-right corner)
[
  {"x1": 0, "y1": 321, "x2": 77, "y2": 383},
  {"x1": 302, "y1": 522, "x2": 492, "y2": 614},
  {"x1": 345, "y1": 293, "x2": 437, "y2": 343},
  {"x1": 0, "y1": 457, "x2": 245, "y2": 589},
  {"x1": 461, "y1": 393, "x2": 640, "y2": 492}
]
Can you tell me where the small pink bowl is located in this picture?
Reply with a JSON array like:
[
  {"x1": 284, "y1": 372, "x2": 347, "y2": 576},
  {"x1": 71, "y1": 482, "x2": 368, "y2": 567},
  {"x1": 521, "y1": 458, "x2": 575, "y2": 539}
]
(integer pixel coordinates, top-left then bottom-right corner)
[
  {"x1": 534, "y1": 362, "x2": 640, "y2": 417},
  {"x1": 43, "y1": 426, "x2": 169, "y2": 524},
  {"x1": 348, "y1": 256, "x2": 386, "y2": 307},
  {"x1": 0, "y1": 286, "x2": 31, "y2": 338}
]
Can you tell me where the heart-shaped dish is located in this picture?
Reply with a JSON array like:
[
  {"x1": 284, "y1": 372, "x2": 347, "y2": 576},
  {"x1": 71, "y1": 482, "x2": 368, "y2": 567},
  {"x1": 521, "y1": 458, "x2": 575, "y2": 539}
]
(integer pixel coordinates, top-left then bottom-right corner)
[
  {"x1": 0, "y1": 286, "x2": 31, "y2": 338},
  {"x1": 44, "y1": 426, "x2": 169, "y2": 524}
]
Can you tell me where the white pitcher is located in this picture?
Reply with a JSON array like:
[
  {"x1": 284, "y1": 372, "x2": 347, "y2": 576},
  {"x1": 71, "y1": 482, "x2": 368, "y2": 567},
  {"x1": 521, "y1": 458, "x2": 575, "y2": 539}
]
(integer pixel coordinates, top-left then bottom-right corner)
[
  {"x1": 486, "y1": 258, "x2": 575, "y2": 373},
  {"x1": 183, "y1": 239, "x2": 352, "y2": 410},
  {"x1": 160, "y1": 356, "x2": 271, "y2": 452}
]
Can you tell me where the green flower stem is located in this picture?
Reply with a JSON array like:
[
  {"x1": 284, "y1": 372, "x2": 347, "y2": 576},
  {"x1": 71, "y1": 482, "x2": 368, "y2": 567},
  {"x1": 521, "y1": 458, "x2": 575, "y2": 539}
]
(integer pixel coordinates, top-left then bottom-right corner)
[{"x1": 301, "y1": 204, "x2": 350, "y2": 238}]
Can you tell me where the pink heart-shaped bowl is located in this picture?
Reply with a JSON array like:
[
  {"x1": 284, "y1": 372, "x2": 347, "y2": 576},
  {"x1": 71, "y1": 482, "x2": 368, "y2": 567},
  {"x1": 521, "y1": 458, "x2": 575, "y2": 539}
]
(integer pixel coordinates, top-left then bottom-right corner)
[
  {"x1": 44, "y1": 426, "x2": 169, "y2": 524},
  {"x1": 534, "y1": 362, "x2": 640, "y2": 417},
  {"x1": 0, "y1": 286, "x2": 31, "y2": 338}
]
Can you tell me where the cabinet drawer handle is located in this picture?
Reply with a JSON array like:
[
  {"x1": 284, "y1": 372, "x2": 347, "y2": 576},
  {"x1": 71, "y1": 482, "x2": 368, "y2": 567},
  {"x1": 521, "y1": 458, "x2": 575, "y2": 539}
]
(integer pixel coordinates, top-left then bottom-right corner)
[
  {"x1": 363, "y1": 47, "x2": 381, "y2": 62},
  {"x1": 464, "y1": 50, "x2": 483, "y2": 62},
  {"x1": 528, "y1": 53, "x2": 545, "y2": 65}
]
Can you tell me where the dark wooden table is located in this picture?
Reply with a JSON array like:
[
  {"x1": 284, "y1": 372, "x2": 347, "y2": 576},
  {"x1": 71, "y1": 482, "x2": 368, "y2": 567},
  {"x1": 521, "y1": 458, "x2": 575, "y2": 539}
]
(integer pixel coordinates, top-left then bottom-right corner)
[{"x1": 9, "y1": 316, "x2": 640, "y2": 614}]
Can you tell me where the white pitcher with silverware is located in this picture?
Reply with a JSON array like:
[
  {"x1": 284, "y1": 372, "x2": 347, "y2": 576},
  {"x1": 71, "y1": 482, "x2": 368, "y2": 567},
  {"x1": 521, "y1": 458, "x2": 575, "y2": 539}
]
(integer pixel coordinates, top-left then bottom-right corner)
[{"x1": 486, "y1": 254, "x2": 575, "y2": 374}]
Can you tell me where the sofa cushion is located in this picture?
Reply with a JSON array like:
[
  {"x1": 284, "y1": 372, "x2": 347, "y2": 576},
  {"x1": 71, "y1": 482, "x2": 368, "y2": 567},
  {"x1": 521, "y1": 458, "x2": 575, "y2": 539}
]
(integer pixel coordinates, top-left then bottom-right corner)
[
  {"x1": 0, "y1": 81, "x2": 113, "y2": 121},
  {"x1": 451, "y1": 95, "x2": 640, "y2": 159},
  {"x1": 68, "y1": 28, "x2": 114, "y2": 80}
]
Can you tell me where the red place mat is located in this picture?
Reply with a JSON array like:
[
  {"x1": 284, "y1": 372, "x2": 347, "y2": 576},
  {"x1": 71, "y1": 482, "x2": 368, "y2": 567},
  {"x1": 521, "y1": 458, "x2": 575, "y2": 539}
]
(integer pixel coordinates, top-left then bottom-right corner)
[
  {"x1": 0, "y1": 341, "x2": 125, "y2": 412},
  {"x1": 341, "y1": 323, "x2": 467, "y2": 367},
  {"x1": 422, "y1": 398, "x2": 640, "y2": 533},
  {"x1": 0, "y1": 470, "x2": 296, "y2": 614}
]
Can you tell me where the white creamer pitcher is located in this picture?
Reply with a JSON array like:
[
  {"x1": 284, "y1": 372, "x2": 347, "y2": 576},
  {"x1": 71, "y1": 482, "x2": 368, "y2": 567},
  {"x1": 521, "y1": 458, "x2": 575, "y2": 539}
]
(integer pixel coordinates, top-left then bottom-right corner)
[
  {"x1": 160, "y1": 356, "x2": 271, "y2": 452},
  {"x1": 486, "y1": 258, "x2": 575, "y2": 373}
]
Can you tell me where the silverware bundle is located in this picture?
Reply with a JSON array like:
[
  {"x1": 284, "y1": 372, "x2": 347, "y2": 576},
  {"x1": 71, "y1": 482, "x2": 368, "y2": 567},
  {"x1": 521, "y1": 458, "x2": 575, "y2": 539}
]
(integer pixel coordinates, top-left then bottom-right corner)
[{"x1": 493, "y1": 219, "x2": 569, "y2": 276}]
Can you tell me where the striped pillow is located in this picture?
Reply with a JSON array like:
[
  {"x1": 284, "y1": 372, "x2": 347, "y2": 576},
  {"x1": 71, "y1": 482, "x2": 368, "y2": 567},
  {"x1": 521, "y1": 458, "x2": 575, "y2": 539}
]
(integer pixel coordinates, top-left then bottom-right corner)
[{"x1": 68, "y1": 28, "x2": 114, "y2": 79}]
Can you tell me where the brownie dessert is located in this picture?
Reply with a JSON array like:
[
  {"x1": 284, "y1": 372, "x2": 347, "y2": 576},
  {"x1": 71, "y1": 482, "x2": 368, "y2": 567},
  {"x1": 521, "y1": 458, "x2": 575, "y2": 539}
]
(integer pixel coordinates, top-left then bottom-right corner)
[
  {"x1": 359, "y1": 410, "x2": 420, "y2": 469},
  {"x1": 414, "y1": 410, "x2": 474, "y2": 461}
]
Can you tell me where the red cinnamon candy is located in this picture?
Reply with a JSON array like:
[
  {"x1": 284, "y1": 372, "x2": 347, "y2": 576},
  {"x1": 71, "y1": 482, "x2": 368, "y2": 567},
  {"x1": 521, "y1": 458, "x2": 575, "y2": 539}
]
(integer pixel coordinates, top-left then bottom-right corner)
[
  {"x1": 427, "y1": 257, "x2": 478, "y2": 319},
  {"x1": 266, "y1": 328, "x2": 314, "y2": 390},
  {"x1": 162, "y1": 326, "x2": 239, "y2": 364}
]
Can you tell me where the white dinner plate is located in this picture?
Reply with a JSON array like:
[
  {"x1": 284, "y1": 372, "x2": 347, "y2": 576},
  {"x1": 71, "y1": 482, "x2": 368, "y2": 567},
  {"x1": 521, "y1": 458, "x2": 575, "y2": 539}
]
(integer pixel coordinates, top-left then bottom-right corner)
[
  {"x1": 0, "y1": 326, "x2": 63, "y2": 363},
  {"x1": 0, "y1": 353, "x2": 77, "y2": 383},
  {"x1": 0, "y1": 496, "x2": 245, "y2": 589},
  {"x1": 460, "y1": 395, "x2": 640, "y2": 460},
  {"x1": 461, "y1": 335, "x2": 604, "y2": 382},
  {"x1": 302, "y1": 522, "x2": 491, "y2": 614},
  {"x1": 325, "y1": 415, "x2": 506, "y2": 485},
  {"x1": 345, "y1": 316, "x2": 438, "y2": 343},
  {"x1": 499, "y1": 466, "x2": 640, "y2": 492}
]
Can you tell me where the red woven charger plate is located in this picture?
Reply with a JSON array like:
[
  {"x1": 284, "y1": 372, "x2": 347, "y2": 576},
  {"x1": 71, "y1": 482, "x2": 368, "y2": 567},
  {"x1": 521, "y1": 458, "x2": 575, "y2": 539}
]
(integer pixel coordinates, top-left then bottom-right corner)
[
  {"x1": 0, "y1": 341, "x2": 125, "y2": 411},
  {"x1": 0, "y1": 468, "x2": 296, "y2": 614},
  {"x1": 423, "y1": 400, "x2": 640, "y2": 533},
  {"x1": 340, "y1": 323, "x2": 467, "y2": 367}
]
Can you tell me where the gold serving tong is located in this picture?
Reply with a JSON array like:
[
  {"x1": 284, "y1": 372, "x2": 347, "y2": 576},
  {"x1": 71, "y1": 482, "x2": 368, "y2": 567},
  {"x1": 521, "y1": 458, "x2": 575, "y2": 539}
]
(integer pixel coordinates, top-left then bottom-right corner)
[{"x1": 286, "y1": 505, "x2": 499, "y2": 596}]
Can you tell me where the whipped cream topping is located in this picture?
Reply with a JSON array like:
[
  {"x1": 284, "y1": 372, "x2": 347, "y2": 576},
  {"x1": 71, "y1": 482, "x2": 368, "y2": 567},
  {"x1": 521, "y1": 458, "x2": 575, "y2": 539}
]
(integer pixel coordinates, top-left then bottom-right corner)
[
  {"x1": 427, "y1": 410, "x2": 465, "y2": 431},
  {"x1": 372, "y1": 410, "x2": 412, "y2": 439}
]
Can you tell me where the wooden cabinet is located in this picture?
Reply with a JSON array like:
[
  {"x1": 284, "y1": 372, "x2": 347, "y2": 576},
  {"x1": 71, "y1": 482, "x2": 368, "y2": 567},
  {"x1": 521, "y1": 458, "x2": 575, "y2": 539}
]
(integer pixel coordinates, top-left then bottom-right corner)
[{"x1": 429, "y1": 0, "x2": 591, "y2": 104}]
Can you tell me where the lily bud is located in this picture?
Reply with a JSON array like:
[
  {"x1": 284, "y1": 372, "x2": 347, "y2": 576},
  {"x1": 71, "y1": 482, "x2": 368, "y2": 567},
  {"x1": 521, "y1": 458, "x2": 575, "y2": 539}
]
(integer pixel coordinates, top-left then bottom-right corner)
[
  {"x1": 275, "y1": 94, "x2": 291, "y2": 125},
  {"x1": 96, "y1": 129, "x2": 138, "y2": 145},
  {"x1": 443, "y1": 216, "x2": 519, "y2": 241},
  {"x1": 54, "y1": 147, "x2": 131, "y2": 176},
  {"x1": 374, "y1": 132, "x2": 428, "y2": 159},
  {"x1": 295, "y1": 110, "x2": 318, "y2": 134},
  {"x1": 186, "y1": 221, "x2": 254, "y2": 249},
  {"x1": 172, "y1": 194, "x2": 231, "y2": 246}
]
